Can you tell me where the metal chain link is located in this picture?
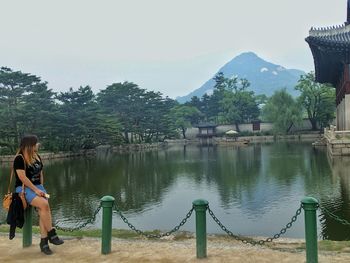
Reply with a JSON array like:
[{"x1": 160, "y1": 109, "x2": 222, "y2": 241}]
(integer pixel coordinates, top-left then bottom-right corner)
[
  {"x1": 207, "y1": 204, "x2": 303, "y2": 246},
  {"x1": 54, "y1": 205, "x2": 101, "y2": 232},
  {"x1": 320, "y1": 205, "x2": 350, "y2": 226},
  {"x1": 113, "y1": 204, "x2": 194, "y2": 238}
]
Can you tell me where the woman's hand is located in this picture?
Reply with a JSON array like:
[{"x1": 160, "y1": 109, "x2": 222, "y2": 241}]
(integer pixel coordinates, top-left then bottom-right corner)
[{"x1": 34, "y1": 188, "x2": 45, "y2": 197}]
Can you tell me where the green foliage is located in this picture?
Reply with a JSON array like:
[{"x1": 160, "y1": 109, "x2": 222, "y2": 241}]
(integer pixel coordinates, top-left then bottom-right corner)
[
  {"x1": 295, "y1": 72, "x2": 335, "y2": 130},
  {"x1": 97, "y1": 82, "x2": 177, "y2": 143},
  {"x1": 186, "y1": 72, "x2": 261, "y2": 128},
  {"x1": 206, "y1": 73, "x2": 227, "y2": 121},
  {"x1": 262, "y1": 89, "x2": 302, "y2": 134},
  {"x1": 55, "y1": 86, "x2": 123, "y2": 151},
  {"x1": 0, "y1": 67, "x2": 181, "y2": 153},
  {"x1": 3, "y1": 66, "x2": 335, "y2": 153},
  {"x1": 215, "y1": 74, "x2": 260, "y2": 131},
  {"x1": 0, "y1": 68, "x2": 124, "y2": 153},
  {"x1": 235, "y1": 130, "x2": 273, "y2": 137},
  {"x1": 169, "y1": 105, "x2": 203, "y2": 138},
  {"x1": 97, "y1": 82, "x2": 145, "y2": 142},
  {"x1": 219, "y1": 89, "x2": 260, "y2": 129},
  {"x1": 20, "y1": 82, "x2": 63, "y2": 151},
  {"x1": 0, "y1": 67, "x2": 47, "y2": 151},
  {"x1": 255, "y1": 94, "x2": 268, "y2": 105}
]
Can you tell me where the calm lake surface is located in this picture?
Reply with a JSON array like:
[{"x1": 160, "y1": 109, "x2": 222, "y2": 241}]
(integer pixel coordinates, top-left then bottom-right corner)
[{"x1": 1, "y1": 142, "x2": 350, "y2": 240}]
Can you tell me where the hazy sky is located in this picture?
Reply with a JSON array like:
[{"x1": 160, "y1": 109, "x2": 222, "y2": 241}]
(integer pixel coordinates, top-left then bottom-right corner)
[{"x1": 0, "y1": 0, "x2": 347, "y2": 98}]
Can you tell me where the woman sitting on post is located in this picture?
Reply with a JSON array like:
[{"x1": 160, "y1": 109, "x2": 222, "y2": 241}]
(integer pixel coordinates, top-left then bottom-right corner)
[{"x1": 14, "y1": 135, "x2": 64, "y2": 255}]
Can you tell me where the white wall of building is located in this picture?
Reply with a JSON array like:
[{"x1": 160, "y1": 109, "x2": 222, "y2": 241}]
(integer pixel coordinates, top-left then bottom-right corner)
[
  {"x1": 345, "y1": 94, "x2": 350, "y2": 130},
  {"x1": 184, "y1": 120, "x2": 315, "y2": 139}
]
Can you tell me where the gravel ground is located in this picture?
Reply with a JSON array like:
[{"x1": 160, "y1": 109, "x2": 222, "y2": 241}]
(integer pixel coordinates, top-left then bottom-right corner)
[{"x1": 1, "y1": 235, "x2": 350, "y2": 263}]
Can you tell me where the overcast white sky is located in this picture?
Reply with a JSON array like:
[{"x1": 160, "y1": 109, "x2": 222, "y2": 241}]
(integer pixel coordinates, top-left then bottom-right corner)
[{"x1": 0, "y1": 0, "x2": 347, "y2": 98}]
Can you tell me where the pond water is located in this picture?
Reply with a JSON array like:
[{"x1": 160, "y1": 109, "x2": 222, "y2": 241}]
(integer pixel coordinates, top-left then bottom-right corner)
[{"x1": 1, "y1": 142, "x2": 350, "y2": 240}]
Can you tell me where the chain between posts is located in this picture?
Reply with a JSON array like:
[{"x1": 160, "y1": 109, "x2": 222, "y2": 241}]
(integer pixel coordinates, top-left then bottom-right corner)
[
  {"x1": 113, "y1": 203, "x2": 194, "y2": 238},
  {"x1": 55, "y1": 205, "x2": 101, "y2": 232},
  {"x1": 320, "y1": 205, "x2": 350, "y2": 226},
  {"x1": 207, "y1": 204, "x2": 303, "y2": 246}
]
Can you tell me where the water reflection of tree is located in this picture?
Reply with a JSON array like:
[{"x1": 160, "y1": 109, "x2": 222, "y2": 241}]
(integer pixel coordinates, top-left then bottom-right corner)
[
  {"x1": 207, "y1": 145, "x2": 262, "y2": 209},
  {"x1": 318, "y1": 155, "x2": 350, "y2": 240},
  {"x1": 170, "y1": 143, "x2": 308, "y2": 216},
  {"x1": 43, "y1": 149, "x2": 181, "y2": 222},
  {"x1": 205, "y1": 142, "x2": 331, "y2": 217}
]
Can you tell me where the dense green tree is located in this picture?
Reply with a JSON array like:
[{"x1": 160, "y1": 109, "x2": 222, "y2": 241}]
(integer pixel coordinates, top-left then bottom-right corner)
[
  {"x1": 206, "y1": 72, "x2": 228, "y2": 121},
  {"x1": 262, "y1": 89, "x2": 302, "y2": 134},
  {"x1": 219, "y1": 89, "x2": 260, "y2": 131},
  {"x1": 200, "y1": 93, "x2": 211, "y2": 121},
  {"x1": 97, "y1": 82, "x2": 146, "y2": 142},
  {"x1": 154, "y1": 96, "x2": 179, "y2": 141},
  {"x1": 169, "y1": 105, "x2": 202, "y2": 139},
  {"x1": 139, "y1": 91, "x2": 177, "y2": 142},
  {"x1": 20, "y1": 82, "x2": 59, "y2": 148},
  {"x1": 185, "y1": 96, "x2": 203, "y2": 116},
  {"x1": 212, "y1": 75, "x2": 260, "y2": 131},
  {"x1": 56, "y1": 86, "x2": 122, "y2": 151},
  {"x1": 188, "y1": 73, "x2": 260, "y2": 128},
  {"x1": 255, "y1": 94, "x2": 268, "y2": 105},
  {"x1": 0, "y1": 67, "x2": 46, "y2": 152},
  {"x1": 0, "y1": 66, "x2": 185, "y2": 153},
  {"x1": 98, "y1": 82, "x2": 176, "y2": 143},
  {"x1": 295, "y1": 72, "x2": 335, "y2": 130}
]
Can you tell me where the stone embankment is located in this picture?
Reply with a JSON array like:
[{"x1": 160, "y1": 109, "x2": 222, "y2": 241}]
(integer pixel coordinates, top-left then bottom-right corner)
[
  {"x1": 324, "y1": 126, "x2": 350, "y2": 156},
  {"x1": 0, "y1": 149, "x2": 96, "y2": 163},
  {"x1": 111, "y1": 142, "x2": 167, "y2": 153},
  {"x1": 240, "y1": 133, "x2": 322, "y2": 142},
  {"x1": 0, "y1": 134, "x2": 321, "y2": 163},
  {"x1": 0, "y1": 143, "x2": 168, "y2": 163},
  {"x1": 166, "y1": 133, "x2": 322, "y2": 145}
]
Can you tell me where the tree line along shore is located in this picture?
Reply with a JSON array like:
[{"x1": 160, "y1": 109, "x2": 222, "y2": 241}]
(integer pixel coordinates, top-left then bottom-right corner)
[{"x1": 0, "y1": 67, "x2": 333, "y2": 156}]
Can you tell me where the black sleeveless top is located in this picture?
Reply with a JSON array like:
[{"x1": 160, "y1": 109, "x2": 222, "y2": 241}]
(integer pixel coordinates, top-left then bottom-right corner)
[{"x1": 13, "y1": 154, "x2": 43, "y2": 188}]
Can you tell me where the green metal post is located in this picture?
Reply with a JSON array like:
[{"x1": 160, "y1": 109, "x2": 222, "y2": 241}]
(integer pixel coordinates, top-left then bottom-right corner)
[
  {"x1": 192, "y1": 199, "x2": 209, "y2": 259},
  {"x1": 101, "y1": 195, "x2": 115, "y2": 255},
  {"x1": 23, "y1": 206, "x2": 33, "y2": 248},
  {"x1": 301, "y1": 197, "x2": 319, "y2": 263}
]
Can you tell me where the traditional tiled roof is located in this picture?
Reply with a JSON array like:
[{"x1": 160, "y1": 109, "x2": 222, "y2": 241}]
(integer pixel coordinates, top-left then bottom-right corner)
[
  {"x1": 195, "y1": 122, "x2": 217, "y2": 128},
  {"x1": 305, "y1": 23, "x2": 350, "y2": 87},
  {"x1": 306, "y1": 24, "x2": 350, "y2": 49}
]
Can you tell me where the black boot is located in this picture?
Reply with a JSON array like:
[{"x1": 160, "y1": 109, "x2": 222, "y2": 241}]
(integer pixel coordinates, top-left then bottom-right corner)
[
  {"x1": 48, "y1": 228, "x2": 64, "y2": 245},
  {"x1": 40, "y1": 237, "x2": 53, "y2": 255}
]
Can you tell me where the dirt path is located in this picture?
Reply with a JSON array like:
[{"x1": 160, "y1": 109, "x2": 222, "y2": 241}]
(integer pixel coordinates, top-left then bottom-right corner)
[{"x1": 1, "y1": 235, "x2": 350, "y2": 263}]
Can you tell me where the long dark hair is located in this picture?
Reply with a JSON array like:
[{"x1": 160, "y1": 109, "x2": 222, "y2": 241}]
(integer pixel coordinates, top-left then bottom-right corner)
[{"x1": 16, "y1": 135, "x2": 39, "y2": 165}]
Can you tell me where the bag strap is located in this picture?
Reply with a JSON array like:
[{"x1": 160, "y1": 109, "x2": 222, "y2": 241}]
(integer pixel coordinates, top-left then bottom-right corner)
[
  {"x1": 7, "y1": 167, "x2": 14, "y2": 194},
  {"x1": 7, "y1": 154, "x2": 26, "y2": 194}
]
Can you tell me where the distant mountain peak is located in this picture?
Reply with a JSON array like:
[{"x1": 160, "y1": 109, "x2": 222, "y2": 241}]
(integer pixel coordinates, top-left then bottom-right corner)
[
  {"x1": 236, "y1": 51, "x2": 259, "y2": 58},
  {"x1": 176, "y1": 52, "x2": 305, "y2": 103}
]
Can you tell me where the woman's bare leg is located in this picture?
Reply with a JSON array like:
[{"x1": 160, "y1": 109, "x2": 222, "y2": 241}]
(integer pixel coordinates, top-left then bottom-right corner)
[
  {"x1": 39, "y1": 216, "x2": 48, "y2": 238},
  {"x1": 31, "y1": 196, "x2": 53, "y2": 234}
]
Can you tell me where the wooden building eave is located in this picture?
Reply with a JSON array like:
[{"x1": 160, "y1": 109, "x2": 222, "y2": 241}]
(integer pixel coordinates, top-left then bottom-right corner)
[{"x1": 306, "y1": 23, "x2": 350, "y2": 87}]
